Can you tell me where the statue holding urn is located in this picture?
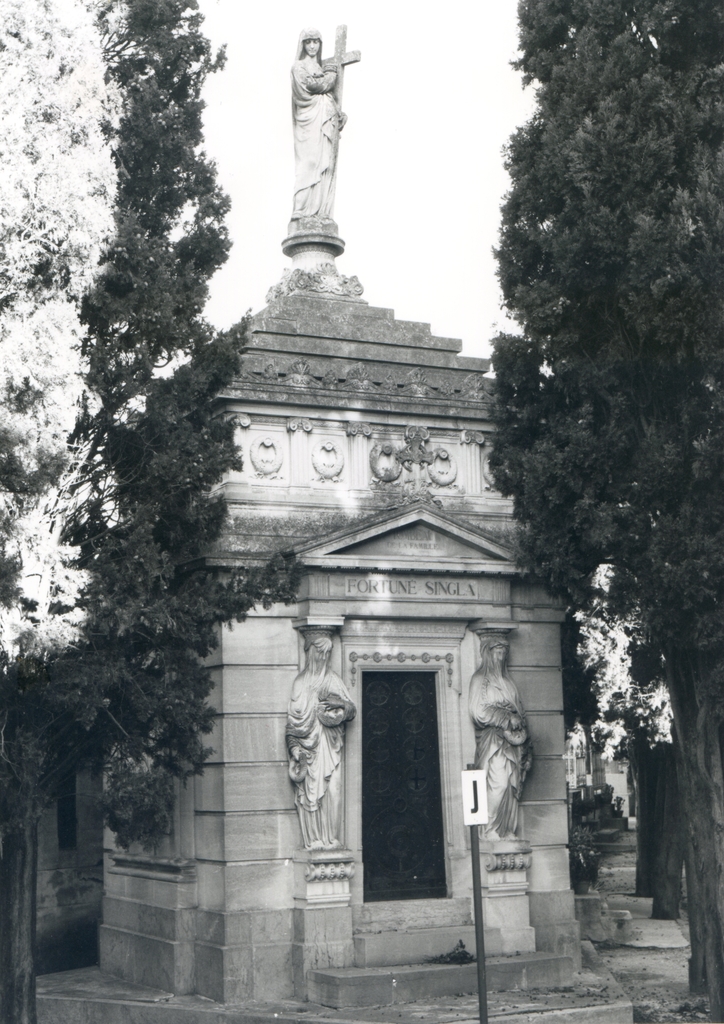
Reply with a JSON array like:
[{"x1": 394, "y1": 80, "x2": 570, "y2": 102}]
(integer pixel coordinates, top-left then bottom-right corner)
[
  {"x1": 469, "y1": 631, "x2": 533, "y2": 841},
  {"x1": 286, "y1": 628, "x2": 356, "y2": 850}
]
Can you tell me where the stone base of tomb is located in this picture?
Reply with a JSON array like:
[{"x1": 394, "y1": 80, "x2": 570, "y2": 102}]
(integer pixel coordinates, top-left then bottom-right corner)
[{"x1": 307, "y1": 951, "x2": 574, "y2": 1008}]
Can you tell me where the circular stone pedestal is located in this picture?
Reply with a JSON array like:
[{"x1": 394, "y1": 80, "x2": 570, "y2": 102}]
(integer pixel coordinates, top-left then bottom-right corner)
[{"x1": 267, "y1": 220, "x2": 365, "y2": 303}]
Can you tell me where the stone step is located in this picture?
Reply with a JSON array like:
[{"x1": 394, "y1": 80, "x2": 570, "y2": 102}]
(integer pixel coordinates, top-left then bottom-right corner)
[
  {"x1": 354, "y1": 925, "x2": 478, "y2": 967},
  {"x1": 307, "y1": 952, "x2": 574, "y2": 1008}
]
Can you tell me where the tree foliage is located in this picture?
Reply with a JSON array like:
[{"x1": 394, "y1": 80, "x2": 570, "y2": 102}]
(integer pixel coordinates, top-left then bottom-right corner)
[
  {"x1": 0, "y1": 0, "x2": 117, "y2": 638},
  {"x1": 1, "y1": 4, "x2": 300, "y2": 1022},
  {"x1": 491, "y1": 0, "x2": 724, "y2": 1011}
]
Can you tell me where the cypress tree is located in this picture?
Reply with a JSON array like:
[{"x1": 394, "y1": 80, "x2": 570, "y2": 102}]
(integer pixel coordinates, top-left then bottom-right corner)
[{"x1": 492, "y1": 0, "x2": 724, "y2": 1010}]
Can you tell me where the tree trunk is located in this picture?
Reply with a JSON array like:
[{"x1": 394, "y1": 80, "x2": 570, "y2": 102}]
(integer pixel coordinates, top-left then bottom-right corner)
[
  {"x1": 651, "y1": 738, "x2": 684, "y2": 919},
  {"x1": 685, "y1": 840, "x2": 707, "y2": 994},
  {"x1": 629, "y1": 735, "x2": 684, "y2": 914},
  {"x1": 666, "y1": 648, "x2": 724, "y2": 1020},
  {"x1": 630, "y1": 734, "x2": 657, "y2": 897},
  {"x1": 0, "y1": 814, "x2": 39, "y2": 1024}
]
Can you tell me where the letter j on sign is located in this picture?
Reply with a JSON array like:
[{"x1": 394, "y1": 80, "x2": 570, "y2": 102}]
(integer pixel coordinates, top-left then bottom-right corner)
[{"x1": 461, "y1": 769, "x2": 488, "y2": 826}]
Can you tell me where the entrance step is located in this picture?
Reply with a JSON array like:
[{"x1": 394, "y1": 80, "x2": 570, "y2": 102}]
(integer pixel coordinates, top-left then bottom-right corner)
[
  {"x1": 354, "y1": 925, "x2": 477, "y2": 966},
  {"x1": 307, "y1": 952, "x2": 574, "y2": 1008}
]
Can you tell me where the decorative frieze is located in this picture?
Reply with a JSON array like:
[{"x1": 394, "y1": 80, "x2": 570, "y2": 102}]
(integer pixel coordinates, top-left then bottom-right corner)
[
  {"x1": 349, "y1": 650, "x2": 454, "y2": 687},
  {"x1": 236, "y1": 359, "x2": 491, "y2": 405}
]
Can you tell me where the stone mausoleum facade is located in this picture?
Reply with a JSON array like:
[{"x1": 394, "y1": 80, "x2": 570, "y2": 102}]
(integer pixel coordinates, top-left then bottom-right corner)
[{"x1": 100, "y1": 279, "x2": 581, "y2": 1006}]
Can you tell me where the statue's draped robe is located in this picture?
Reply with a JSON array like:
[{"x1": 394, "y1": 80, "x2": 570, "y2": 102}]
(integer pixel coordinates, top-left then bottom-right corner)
[
  {"x1": 469, "y1": 669, "x2": 531, "y2": 839},
  {"x1": 286, "y1": 662, "x2": 355, "y2": 849},
  {"x1": 291, "y1": 58, "x2": 340, "y2": 220}
]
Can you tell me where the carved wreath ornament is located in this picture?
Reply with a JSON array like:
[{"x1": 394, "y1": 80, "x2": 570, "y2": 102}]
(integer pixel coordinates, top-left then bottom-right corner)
[
  {"x1": 249, "y1": 436, "x2": 283, "y2": 478},
  {"x1": 312, "y1": 440, "x2": 344, "y2": 481},
  {"x1": 427, "y1": 447, "x2": 458, "y2": 487},
  {"x1": 369, "y1": 442, "x2": 403, "y2": 482}
]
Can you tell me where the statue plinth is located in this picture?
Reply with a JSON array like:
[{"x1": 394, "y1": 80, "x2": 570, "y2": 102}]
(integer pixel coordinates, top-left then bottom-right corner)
[{"x1": 283, "y1": 218, "x2": 345, "y2": 261}]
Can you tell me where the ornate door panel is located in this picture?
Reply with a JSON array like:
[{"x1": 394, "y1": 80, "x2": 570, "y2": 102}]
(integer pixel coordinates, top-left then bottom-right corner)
[{"x1": 362, "y1": 671, "x2": 447, "y2": 901}]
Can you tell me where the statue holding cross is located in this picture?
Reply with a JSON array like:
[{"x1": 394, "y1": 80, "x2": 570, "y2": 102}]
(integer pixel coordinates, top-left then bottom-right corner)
[{"x1": 290, "y1": 26, "x2": 360, "y2": 226}]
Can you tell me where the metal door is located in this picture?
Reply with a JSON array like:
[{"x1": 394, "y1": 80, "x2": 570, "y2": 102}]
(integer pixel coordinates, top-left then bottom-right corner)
[{"x1": 362, "y1": 671, "x2": 447, "y2": 901}]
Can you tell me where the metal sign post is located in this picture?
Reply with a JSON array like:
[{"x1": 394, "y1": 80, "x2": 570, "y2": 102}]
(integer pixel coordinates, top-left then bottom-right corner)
[{"x1": 462, "y1": 765, "x2": 488, "y2": 1024}]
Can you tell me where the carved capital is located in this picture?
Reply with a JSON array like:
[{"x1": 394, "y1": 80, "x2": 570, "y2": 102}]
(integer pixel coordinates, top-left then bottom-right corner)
[
  {"x1": 468, "y1": 621, "x2": 518, "y2": 642},
  {"x1": 460, "y1": 429, "x2": 485, "y2": 445},
  {"x1": 346, "y1": 421, "x2": 373, "y2": 437},
  {"x1": 287, "y1": 417, "x2": 313, "y2": 433}
]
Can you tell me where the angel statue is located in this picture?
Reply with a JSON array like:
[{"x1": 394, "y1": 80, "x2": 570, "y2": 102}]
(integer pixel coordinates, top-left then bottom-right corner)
[
  {"x1": 286, "y1": 629, "x2": 356, "y2": 850},
  {"x1": 290, "y1": 28, "x2": 347, "y2": 224},
  {"x1": 469, "y1": 632, "x2": 533, "y2": 841}
]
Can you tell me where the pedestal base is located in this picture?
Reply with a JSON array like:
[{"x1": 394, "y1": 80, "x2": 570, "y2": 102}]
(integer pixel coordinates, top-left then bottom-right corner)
[
  {"x1": 292, "y1": 849, "x2": 355, "y2": 998},
  {"x1": 268, "y1": 219, "x2": 365, "y2": 304},
  {"x1": 479, "y1": 838, "x2": 536, "y2": 954}
]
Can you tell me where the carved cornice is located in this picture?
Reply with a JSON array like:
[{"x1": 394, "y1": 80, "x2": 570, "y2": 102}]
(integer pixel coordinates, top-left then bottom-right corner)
[
  {"x1": 349, "y1": 650, "x2": 454, "y2": 686},
  {"x1": 233, "y1": 359, "x2": 491, "y2": 405}
]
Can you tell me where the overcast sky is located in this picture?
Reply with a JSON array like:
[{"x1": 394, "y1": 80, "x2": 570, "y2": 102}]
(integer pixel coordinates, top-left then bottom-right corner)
[{"x1": 197, "y1": 1, "x2": 535, "y2": 360}]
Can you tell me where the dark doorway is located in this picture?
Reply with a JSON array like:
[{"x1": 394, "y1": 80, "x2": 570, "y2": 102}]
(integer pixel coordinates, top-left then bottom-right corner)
[{"x1": 362, "y1": 671, "x2": 447, "y2": 901}]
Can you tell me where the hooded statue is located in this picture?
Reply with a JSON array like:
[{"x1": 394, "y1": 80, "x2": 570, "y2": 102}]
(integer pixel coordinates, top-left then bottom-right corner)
[
  {"x1": 290, "y1": 28, "x2": 345, "y2": 223},
  {"x1": 286, "y1": 630, "x2": 356, "y2": 850},
  {"x1": 469, "y1": 633, "x2": 533, "y2": 841}
]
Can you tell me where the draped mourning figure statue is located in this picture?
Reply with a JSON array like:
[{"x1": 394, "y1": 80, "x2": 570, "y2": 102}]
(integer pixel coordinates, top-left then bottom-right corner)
[
  {"x1": 290, "y1": 28, "x2": 347, "y2": 224},
  {"x1": 469, "y1": 633, "x2": 533, "y2": 841},
  {"x1": 286, "y1": 630, "x2": 356, "y2": 850}
]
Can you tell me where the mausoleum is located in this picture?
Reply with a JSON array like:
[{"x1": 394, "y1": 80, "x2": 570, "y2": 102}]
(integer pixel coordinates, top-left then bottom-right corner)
[{"x1": 99, "y1": 25, "x2": 580, "y2": 1008}]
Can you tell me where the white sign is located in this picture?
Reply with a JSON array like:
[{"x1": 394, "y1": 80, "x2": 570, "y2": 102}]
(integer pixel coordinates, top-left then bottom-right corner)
[{"x1": 461, "y1": 769, "x2": 488, "y2": 826}]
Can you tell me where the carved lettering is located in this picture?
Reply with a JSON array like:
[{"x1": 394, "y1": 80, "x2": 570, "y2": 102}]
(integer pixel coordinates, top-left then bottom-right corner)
[{"x1": 346, "y1": 577, "x2": 476, "y2": 598}]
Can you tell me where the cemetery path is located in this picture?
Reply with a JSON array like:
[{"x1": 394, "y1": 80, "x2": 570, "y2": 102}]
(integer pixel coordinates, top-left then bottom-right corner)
[{"x1": 593, "y1": 830, "x2": 709, "y2": 1023}]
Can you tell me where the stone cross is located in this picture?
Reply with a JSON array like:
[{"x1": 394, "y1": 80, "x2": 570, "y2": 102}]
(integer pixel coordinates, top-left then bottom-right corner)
[{"x1": 328, "y1": 25, "x2": 360, "y2": 109}]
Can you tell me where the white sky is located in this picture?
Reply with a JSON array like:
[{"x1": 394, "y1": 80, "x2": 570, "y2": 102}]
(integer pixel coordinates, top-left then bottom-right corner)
[{"x1": 197, "y1": 1, "x2": 535, "y2": 360}]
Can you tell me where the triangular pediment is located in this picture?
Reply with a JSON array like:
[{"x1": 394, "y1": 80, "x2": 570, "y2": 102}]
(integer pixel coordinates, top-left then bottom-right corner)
[{"x1": 294, "y1": 504, "x2": 515, "y2": 573}]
